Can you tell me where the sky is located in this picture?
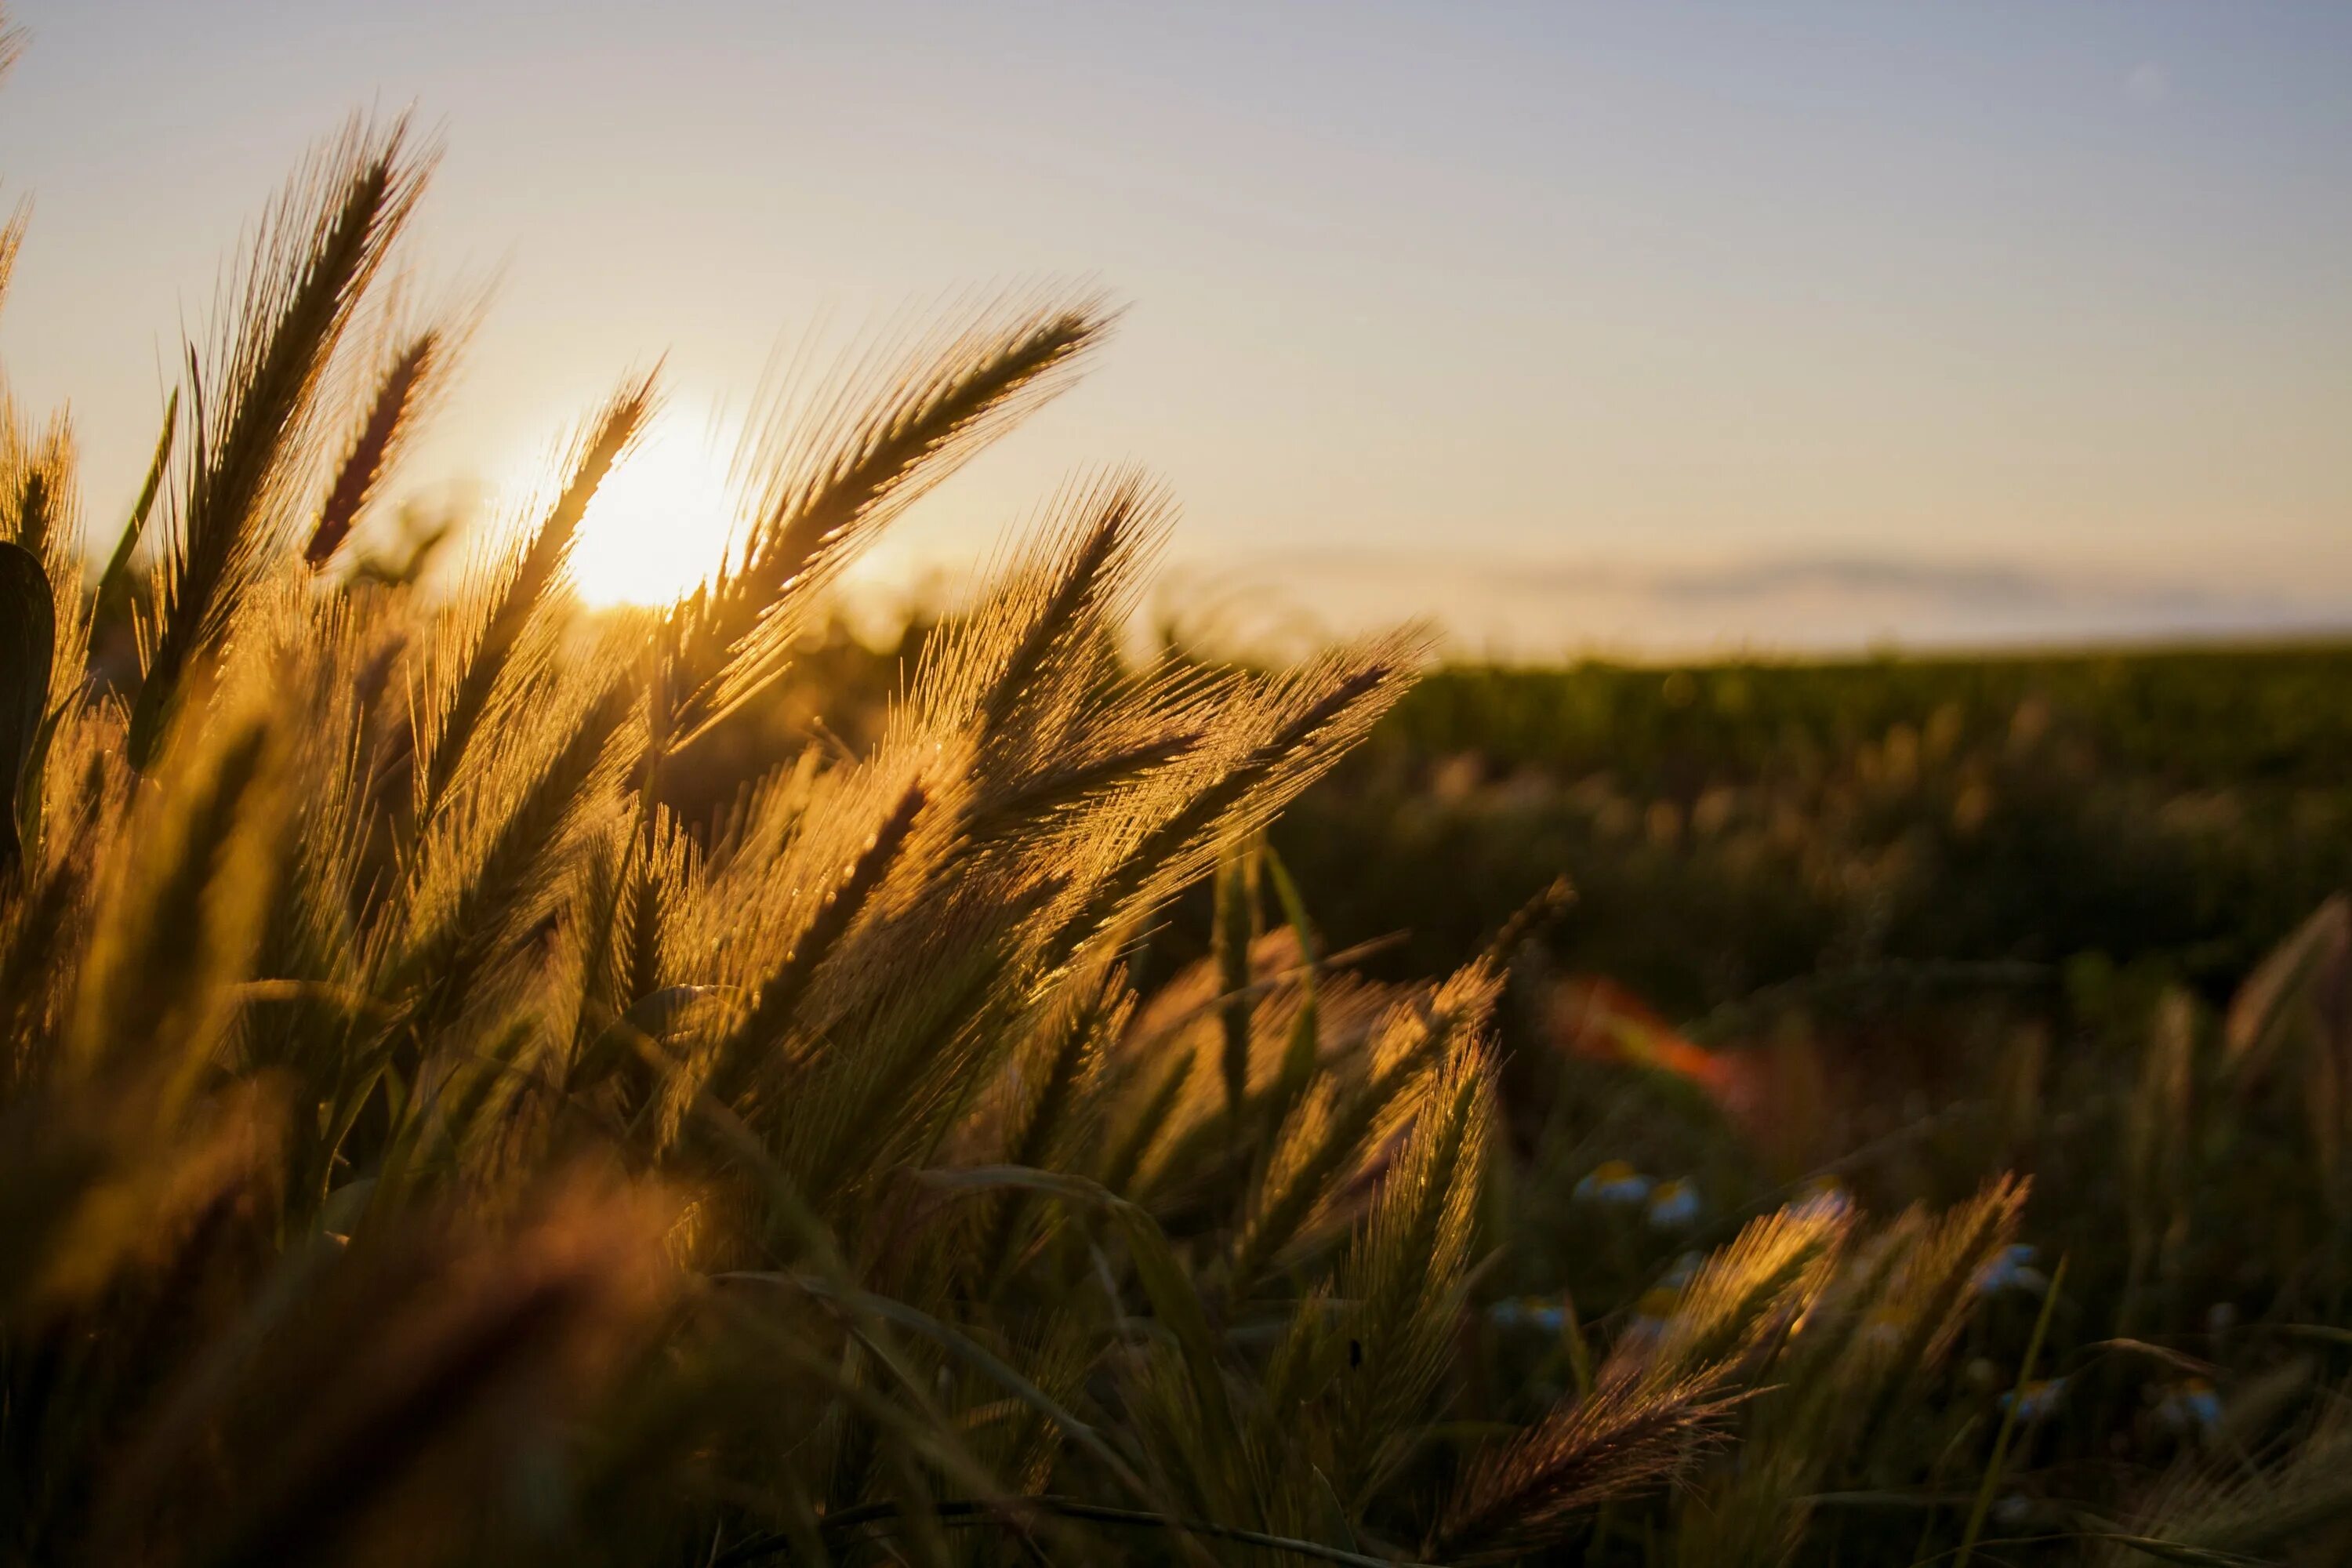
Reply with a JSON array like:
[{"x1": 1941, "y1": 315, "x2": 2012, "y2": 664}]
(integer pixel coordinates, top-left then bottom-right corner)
[{"x1": 2, "y1": 1, "x2": 2349, "y2": 656}]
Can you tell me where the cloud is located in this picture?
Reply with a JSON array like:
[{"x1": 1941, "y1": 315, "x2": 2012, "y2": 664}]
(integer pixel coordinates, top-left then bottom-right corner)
[
  {"x1": 2127, "y1": 61, "x2": 2171, "y2": 106},
  {"x1": 1498, "y1": 555, "x2": 2064, "y2": 608},
  {"x1": 1201, "y1": 545, "x2": 2352, "y2": 658},
  {"x1": 1240, "y1": 546, "x2": 2249, "y2": 614}
]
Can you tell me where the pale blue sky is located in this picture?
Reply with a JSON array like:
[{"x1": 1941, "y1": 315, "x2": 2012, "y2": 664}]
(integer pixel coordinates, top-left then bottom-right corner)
[{"x1": 4, "y1": 2, "x2": 2349, "y2": 652}]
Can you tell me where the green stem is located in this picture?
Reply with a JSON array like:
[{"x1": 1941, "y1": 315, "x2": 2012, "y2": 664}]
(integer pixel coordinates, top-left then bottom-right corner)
[{"x1": 1953, "y1": 1254, "x2": 2067, "y2": 1568}]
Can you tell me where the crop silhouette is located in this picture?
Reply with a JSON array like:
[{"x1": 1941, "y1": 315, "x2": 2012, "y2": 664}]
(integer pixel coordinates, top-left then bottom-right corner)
[{"x1": 6, "y1": 18, "x2": 2352, "y2": 1565}]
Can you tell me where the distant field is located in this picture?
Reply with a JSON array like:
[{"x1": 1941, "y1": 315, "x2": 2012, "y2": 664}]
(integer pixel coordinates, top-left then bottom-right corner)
[{"x1": 1277, "y1": 641, "x2": 2352, "y2": 1008}]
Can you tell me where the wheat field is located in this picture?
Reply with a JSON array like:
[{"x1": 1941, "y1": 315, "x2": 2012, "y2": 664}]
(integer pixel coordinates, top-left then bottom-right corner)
[{"x1": 5, "y1": 19, "x2": 2351, "y2": 1566}]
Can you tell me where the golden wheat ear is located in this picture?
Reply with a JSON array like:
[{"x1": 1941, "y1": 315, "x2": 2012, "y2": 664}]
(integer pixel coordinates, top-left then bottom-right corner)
[
  {"x1": 906, "y1": 466, "x2": 1169, "y2": 738},
  {"x1": 1326, "y1": 1024, "x2": 1497, "y2": 1511},
  {"x1": 0, "y1": 201, "x2": 24, "y2": 324},
  {"x1": 127, "y1": 114, "x2": 432, "y2": 772},
  {"x1": 1637, "y1": 1200, "x2": 1850, "y2": 1388},
  {"x1": 1228, "y1": 960, "x2": 1498, "y2": 1298},
  {"x1": 1058, "y1": 628, "x2": 1429, "y2": 952},
  {"x1": 5, "y1": 412, "x2": 94, "y2": 731},
  {"x1": 662, "y1": 289, "x2": 1115, "y2": 746},
  {"x1": 408, "y1": 372, "x2": 655, "y2": 821},
  {"x1": 67, "y1": 692, "x2": 286, "y2": 1108},
  {"x1": 1433, "y1": 1361, "x2": 1748, "y2": 1566},
  {"x1": 390, "y1": 670, "x2": 642, "y2": 1049},
  {"x1": 306, "y1": 325, "x2": 451, "y2": 568},
  {"x1": 0, "y1": 540, "x2": 51, "y2": 876},
  {"x1": 6, "y1": 415, "x2": 78, "y2": 593}
]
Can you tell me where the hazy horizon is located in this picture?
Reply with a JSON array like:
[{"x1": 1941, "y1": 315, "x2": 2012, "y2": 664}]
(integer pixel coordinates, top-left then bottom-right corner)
[{"x1": 4, "y1": 1, "x2": 2348, "y2": 655}]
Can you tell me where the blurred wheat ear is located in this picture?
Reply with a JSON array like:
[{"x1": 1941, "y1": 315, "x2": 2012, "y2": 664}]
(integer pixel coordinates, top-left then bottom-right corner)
[
  {"x1": 0, "y1": 209, "x2": 22, "y2": 318},
  {"x1": 306, "y1": 319, "x2": 458, "y2": 569},
  {"x1": 0, "y1": 539, "x2": 53, "y2": 873},
  {"x1": 128, "y1": 114, "x2": 433, "y2": 771}
]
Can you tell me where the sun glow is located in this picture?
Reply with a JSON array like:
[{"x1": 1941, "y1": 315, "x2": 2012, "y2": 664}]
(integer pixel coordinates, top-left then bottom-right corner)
[{"x1": 567, "y1": 410, "x2": 742, "y2": 608}]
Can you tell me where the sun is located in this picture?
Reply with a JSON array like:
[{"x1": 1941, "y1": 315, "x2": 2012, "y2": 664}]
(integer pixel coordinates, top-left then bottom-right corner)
[{"x1": 567, "y1": 409, "x2": 742, "y2": 608}]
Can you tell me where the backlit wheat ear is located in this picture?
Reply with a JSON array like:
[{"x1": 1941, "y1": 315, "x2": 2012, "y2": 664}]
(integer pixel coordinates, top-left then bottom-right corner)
[
  {"x1": 5, "y1": 430, "x2": 93, "y2": 752},
  {"x1": 0, "y1": 540, "x2": 51, "y2": 877},
  {"x1": 664, "y1": 290, "x2": 1115, "y2": 744},
  {"x1": 411, "y1": 372, "x2": 656, "y2": 819},
  {"x1": 965, "y1": 963, "x2": 1129, "y2": 1293},
  {"x1": 307, "y1": 325, "x2": 452, "y2": 567},
  {"x1": 230, "y1": 592, "x2": 386, "y2": 1051},
  {"x1": 701, "y1": 778, "x2": 929, "y2": 1113},
  {"x1": 0, "y1": 197, "x2": 22, "y2": 317},
  {"x1": 1873, "y1": 1173, "x2": 2028, "y2": 1370},
  {"x1": 967, "y1": 729, "x2": 1206, "y2": 845},
  {"x1": 891, "y1": 466, "x2": 1216, "y2": 866},
  {"x1": 1331, "y1": 1024, "x2": 1496, "y2": 1509},
  {"x1": 388, "y1": 672, "x2": 642, "y2": 1047},
  {"x1": 1637, "y1": 1200, "x2": 1852, "y2": 1388},
  {"x1": 128, "y1": 114, "x2": 432, "y2": 771},
  {"x1": 1434, "y1": 1197, "x2": 1855, "y2": 1565},
  {"x1": 571, "y1": 803, "x2": 695, "y2": 1060},
  {"x1": 67, "y1": 694, "x2": 285, "y2": 1103},
  {"x1": 1228, "y1": 961, "x2": 1500, "y2": 1295},
  {"x1": 1061, "y1": 630, "x2": 1430, "y2": 949},
  {"x1": 905, "y1": 466, "x2": 1168, "y2": 743},
  {"x1": 5, "y1": 415, "x2": 71, "y2": 571},
  {"x1": 1434, "y1": 1363, "x2": 1748, "y2": 1564},
  {"x1": 3, "y1": 416, "x2": 93, "y2": 745},
  {"x1": 0, "y1": 5, "x2": 19, "y2": 319},
  {"x1": 614, "y1": 811, "x2": 691, "y2": 1009}
]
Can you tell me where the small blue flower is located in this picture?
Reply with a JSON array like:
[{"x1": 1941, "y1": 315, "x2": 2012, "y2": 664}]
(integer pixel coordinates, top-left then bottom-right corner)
[
  {"x1": 1999, "y1": 1376, "x2": 2067, "y2": 1422},
  {"x1": 1646, "y1": 1178, "x2": 1701, "y2": 1229},
  {"x1": 1489, "y1": 1298, "x2": 1569, "y2": 1333},
  {"x1": 2157, "y1": 1379, "x2": 2222, "y2": 1433},
  {"x1": 1975, "y1": 1243, "x2": 2048, "y2": 1296},
  {"x1": 1574, "y1": 1160, "x2": 1653, "y2": 1205}
]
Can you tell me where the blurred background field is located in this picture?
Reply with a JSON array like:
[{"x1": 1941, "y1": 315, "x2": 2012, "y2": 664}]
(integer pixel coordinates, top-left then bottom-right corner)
[
  {"x1": 677, "y1": 620, "x2": 2352, "y2": 1555},
  {"x1": 1288, "y1": 643, "x2": 2352, "y2": 998},
  {"x1": 1288, "y1": 641, "x2": 2352, "y2": 1545}
]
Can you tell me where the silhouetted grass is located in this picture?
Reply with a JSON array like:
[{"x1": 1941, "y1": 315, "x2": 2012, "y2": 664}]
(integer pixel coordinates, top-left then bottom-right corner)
[{"x1": 5, "y1": 15, "x2": 2351, "y2": 1564}]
